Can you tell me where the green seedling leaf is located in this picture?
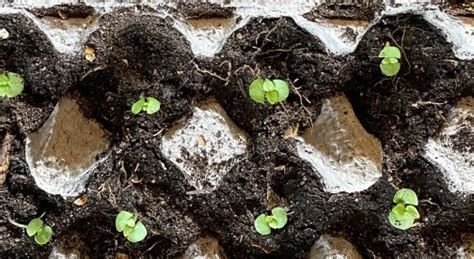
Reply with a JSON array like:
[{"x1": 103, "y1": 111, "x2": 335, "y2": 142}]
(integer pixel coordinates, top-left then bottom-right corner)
[
  {"x1": 266, "y1": 90, "x2": 279, "y2": 105},
  {"x1": 272, "y1": 79, "x2": 289, "y2": 103},
  {"x1": 254, "y1": 207, "x2": 288, "y2": 235},
  {"x1": 126, "y1": 218, "x2": 136, "y2": 227},
  {"x1": 249, "y1": 78, "x2": 290, "y2": 105},
  {"x1": 379, "y1": 45, "x2": 401, "y2": 59},
  {"x1": 249, "y1": 79, "x2": 265, "y2": 103},
  {"x1": 131, "y1": 96, "x2": 161, "y2": 115},
  {"x1": 393, "y1": 188, "x2": 418, "y2": 206},
  {"x1": 0, "y1": 72, "x2": 24, "y2": 98},
  {"x1": 0, "y1": 85, "x2": 8, "y2": 96},
  {"x1": 123, "y1": 225, "x2": 134, "y2": 237},
  {"x1": 255, "y1": 214, "x2": 271, "y2": 236},
  {"x1": 405, "y1": 205, "x2": 420, "y2": 219},
  {"x1": 262, "y1": 79, "x2": 275, "y2": 92},
  {"x1": 389, "y1": 209, "x2": 415, "y2": 230},
  {"x1": 389, "y1": 188, "x2": 419, "y2": 230},
  {"x1": 269, "y1": 207, "x2": 288, "y2": 229},
  {"x1": 265, "y1": 215, "x2": 276, "y2": 225},
  {"x1": 145, "y1": 97, "x2": 161, "y2": 114},
  {"x1": 391, "y1": 203, "x2": 406, "y2": 215},
  {"x1": 0, "y1": 74, "x2": 8, "y2": 85},
  {"x1": 7, "y1": 72, "x2": 24, "y2": 97},
  {"x1": 116, "y1": 211, "x2": 134, "y2": 232},
  {"x1": 116, "y1": 210, "x2": 147, "y2": 243},
  {"x1": 34, "y1": 225, "x2": 52, "y2": 245},
  {"x1": 26, "y1": 218, "x2": 44, "y2": 237},
  {"x1": 380, "y1": 62, "x2": 400, "y2": 77},
  {"x1": 378, "y1": 44, "x2": 401, "y2": 77},
  {"x1": 25, "y1": 218, "x2": 53, "y2": 245},
  {"x1": 131, "y1": 98, "x2": 145, "y2": 115},
  {"x1": 126, "y1": 221, "x2": 147, "y2": 243},
  {"x1": 388, "y1": 57, "x2": 398, "y2": 64}
]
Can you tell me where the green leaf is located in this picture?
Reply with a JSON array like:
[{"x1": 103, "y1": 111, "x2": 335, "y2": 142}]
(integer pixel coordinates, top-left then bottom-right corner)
[
  {"x1": 0, "y1": 85, "x2": 8, "y2": 97},
  {"x1": 145, "y1": 97, "x2": 161, "y2": 114},
  {"x1": 34, "y1": 225, "x2": 52, "y2": 245},
  {"x1": 126, "y1": 218, "x2": 136, "y2": 227},
  {"x1": 131, "y1": 98, "x2": 145, "y2": 115},
  {"x1": 379, "y1": 45, "x2": 401, "y2": 59},
  {"x1": 249, "y1": 79, "x2": 265, "y2": 103},
  {"x1": 389, "y1": 209, "x2": 415, "y2": 230},
  {"x1": 265, "y1": 215, "x2": 275, "y2": 224},
  {"x1": 391, "y1": 203, "x2": 406, "y2": 215},
  {"x1": 0, "y1": 74, "x2": 9, "y2": 97},
  {"x1": 262, "y1": 79, "x2": 275, "y2": 92},
  {"x1": 380, "y1": 62, "x2": 400, "y2": 77},
  {"x1": 6, "y1": 72, "x2": 24, "y2": 97},
  {"x1": 116, "y1": 211, "x2": 134, "y2": 232},
  {"x1": 393, "y1": 188, "x2": 418, "y2": 206},
  {"x1": 272, "y1": 79, "x2": 289, "y2": 103},
  {"x1": 269, "y1": 207, "x2": 288, "y2": 229},
  {"x1": 388, "y1": 57, "x2": 398, "y2": 64},
  {"x1": 254, "y1": 214, "x2": 271, "y2": 236},
  {"x1": 405, "y1": 205, "x2": 420, "y2": 219},
  {"x1": 266, "y1": 90, "x2": 279, "y2": 105},
  {"x1": 27, "y1": 218, "x2": 44, "y2": 237},
  {"x1": 123, "y1": 225, "x2": 134, "y2": 237},
  {"x1": 0, "y1": 74, "x2": 8, "y2": 85},
  {"x1": 126, "y1": 221, "x2": 147, "y2": 243}
]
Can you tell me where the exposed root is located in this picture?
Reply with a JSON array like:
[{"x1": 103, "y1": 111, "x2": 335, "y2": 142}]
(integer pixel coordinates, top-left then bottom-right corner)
[
  {"x1": 254, "y1": 18, "x2": 283, "y2": 55},
  {"x1": 143, "y1": 241, "x2": 161, "y2": 255},
  {"x1": 420, "y1": 199, "x2": 441, "y2": 208},
  {"x1": 193, "y1": 63, "x2": 230, "y2": 85},
  {"x1": 7, "y1": 217, "x2": 27, "y2": 229},
  {"x1": 289, "y1": 79, "x2": 313, "y2": 126},
  {"x1": 237, "y1": 78, "x2": 246, "y2": 97},
  {"x1": 80, "y1": 64, "x2": 107, "y2": 81},
  {"x1": 254, "y1": 18, "x2": 282, "y2": 46},
  {"x1": 411, "y1": 100, "x2": 446, "y2": 108},
  {"x1": 219, "y1": 60, "x2": 232, "y2": 81},
  {"x1": 374, "y1": 77, "x2": 392, "y2": 88},
  {"x1": 387, "y1": 30, "x2": 411, "y2": 76},
  {"x1": 234, "y1": 64, "x2": 258, "y2": 76},
  {"x1": 257, "y1": 43, "x2": 303, "y2": 57},
  {"x1": 290, "y1": 80, "x2": 311, "y2": 105}
]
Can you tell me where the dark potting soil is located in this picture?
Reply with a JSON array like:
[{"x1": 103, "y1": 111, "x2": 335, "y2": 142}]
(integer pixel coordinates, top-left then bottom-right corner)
[
  {"x1": 0, "y1": 6, "x2": 472, "y2": 259},
  {"x1": 303, "y1": 0, "x2": 385, "y2": 21}
]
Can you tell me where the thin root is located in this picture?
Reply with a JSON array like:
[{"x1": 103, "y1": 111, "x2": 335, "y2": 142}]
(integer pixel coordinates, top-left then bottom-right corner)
[{"x1": 194, "y1": 63, "x2": 230, "y2": 85}]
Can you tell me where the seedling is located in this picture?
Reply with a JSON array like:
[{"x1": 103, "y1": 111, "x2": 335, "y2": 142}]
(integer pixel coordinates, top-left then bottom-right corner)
[
  {"x1": 0, "y1": 72, "x2": 24, "y2": 98},
  {"x1": 249, "y1": 78, "x2": 289, "y2": 105},
  {"x1": 254, "y1": 207, "x2": 288, "y2": 235},
  {"x1": 388, "y1": 188, "x2": 420, "y2": 230},
  {"x1": 379, "y1": 43, "x2": 401, "y2": 77},
  {"x1": 115, "y1": 210, "x2": 147, "y2": 243},
  {"x1": 8, "y1": 217, "x2": 52, "y2": 245},
  {"x1": 131, "y1": 96, "x2": 161, "y2": 115}
]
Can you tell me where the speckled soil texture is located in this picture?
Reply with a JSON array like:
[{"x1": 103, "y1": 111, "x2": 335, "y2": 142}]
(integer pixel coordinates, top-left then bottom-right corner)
[{"x1": 0, "y1": 7, "x2": 473, "y2": 259}]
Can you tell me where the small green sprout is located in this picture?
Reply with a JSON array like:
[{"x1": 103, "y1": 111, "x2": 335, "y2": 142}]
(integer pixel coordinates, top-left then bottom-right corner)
[
  {"x1": 0, "y1": 72, "x2": 24, "y2": 98},
  {"x1": 131, "y1": 96, "x2": 161, "y2": 115},
  {"x1": 388, "y1": 188, "x2": 420, "y2": 230},
  {"x1": 379, "y1": 43, "x2": 401, "y2": 77},
  {"x1": 7, "y1": 217, "x2": 53, "y2": 245},
  {"x1": 249, "y1": 78, "x2": 289, "y2": 105},
  {"x1": 254, "y1": 207, "x2": 288, "y2": 235},
  {"x1": 115, "y1": 211, "x2": 147, "y2": 243},
  {"x1": 26, "y1": 218, "x2": 53, "y2": 245}
]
